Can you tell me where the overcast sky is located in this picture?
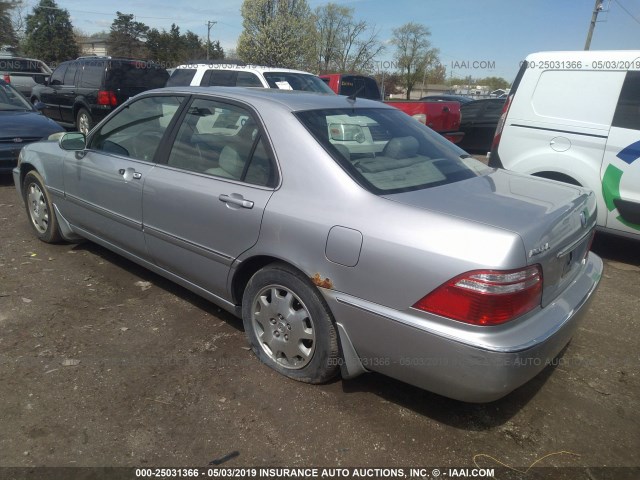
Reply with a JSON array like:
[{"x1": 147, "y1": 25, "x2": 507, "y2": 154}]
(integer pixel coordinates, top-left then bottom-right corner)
[{"x1": 22, "y1": 0, "x2": 640, "y2": 80}]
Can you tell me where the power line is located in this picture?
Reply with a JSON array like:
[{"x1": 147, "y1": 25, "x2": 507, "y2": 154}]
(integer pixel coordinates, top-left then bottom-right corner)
[{"x1": 614, "y1": 0, "x2": 640, "y2": 25}]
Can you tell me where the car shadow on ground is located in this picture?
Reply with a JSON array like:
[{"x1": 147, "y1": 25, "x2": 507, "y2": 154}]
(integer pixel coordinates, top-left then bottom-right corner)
[
  {"x1": 70, "y1": 240, "x2": 244, "y2": 332},
  {"x1": 591, "y1": 232, "x2": 639, "y2": 266},
  {"x1": 341, "y1": 349, "x2": 562, "y2": 430},
  {"x1": 69, "y1": 235, "x2": 566, "y2": 430}
]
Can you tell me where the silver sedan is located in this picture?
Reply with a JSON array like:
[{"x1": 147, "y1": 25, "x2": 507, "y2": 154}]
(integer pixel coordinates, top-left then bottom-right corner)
[{"x1": 13, "y1": 87, "x2": 602, "y2": 402}]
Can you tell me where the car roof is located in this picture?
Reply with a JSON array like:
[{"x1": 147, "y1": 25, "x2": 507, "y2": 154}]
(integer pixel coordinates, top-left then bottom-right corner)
[
  {"x1": 173, "y1": 63, "x2": 318, "y2": 75},
  {"x1": 144, "y1": 86, "x2": 392, "y2": 112}
]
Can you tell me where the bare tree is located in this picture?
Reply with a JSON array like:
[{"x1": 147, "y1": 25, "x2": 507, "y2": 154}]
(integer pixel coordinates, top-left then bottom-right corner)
[
  {"x1": 315, "y1": 3, "x2": 349, "y2": 73},
  {"x1": 391, "y1": 22, "x2": 439, "y2": 99},
  {"x1": 336, "y1": 20, "x2": 384, "y2": 73},
  {"x1": 315, "y1": 2, "x2": 384, "y2": 74}
]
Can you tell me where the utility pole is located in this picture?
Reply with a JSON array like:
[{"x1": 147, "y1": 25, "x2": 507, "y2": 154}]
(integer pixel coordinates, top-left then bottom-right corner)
[
  {"x1": 585, "y1": 0, "x2": 604, "y2": 50},
  {"x1": 206, "y1": 20, "x2": 217, "y2": 60}
]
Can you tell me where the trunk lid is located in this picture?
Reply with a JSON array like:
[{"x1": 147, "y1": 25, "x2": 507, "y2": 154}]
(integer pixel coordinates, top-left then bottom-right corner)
[{"x1": 383, "y1": 169, "x2": 597, "y2": 306}]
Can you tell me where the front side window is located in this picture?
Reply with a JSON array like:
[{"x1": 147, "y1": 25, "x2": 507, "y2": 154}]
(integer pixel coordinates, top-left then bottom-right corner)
[
  {"x1": 167, "y1": 98, "x2": 276, "y2": 187},
  {"x1": 49, "y1": 64, "x2": 68, "y2": 85},
  {"x1": 296, "y1": 108, "x2": 481, "y2": 194},
  {"x1": 89, "y1": 95, "x2": 184, "y2": 162}
]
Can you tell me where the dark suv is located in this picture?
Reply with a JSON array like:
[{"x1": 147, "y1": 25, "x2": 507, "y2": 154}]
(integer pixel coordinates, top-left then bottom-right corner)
[{"x1": 31, "y1": 57, "x2": 168, "y2": 134}]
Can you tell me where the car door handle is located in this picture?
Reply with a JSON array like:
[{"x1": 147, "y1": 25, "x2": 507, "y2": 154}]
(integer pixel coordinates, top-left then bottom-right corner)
[
  {"x1": 118, "y1": 169, "x2": 142, "y2": 180},
  {"x1": 219, "y1": 193, "x2": 254, "y2": 209}
]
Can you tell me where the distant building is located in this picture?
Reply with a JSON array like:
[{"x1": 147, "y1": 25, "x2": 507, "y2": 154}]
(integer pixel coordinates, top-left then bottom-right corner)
[
  {"x1": 452, "y1": 84, "x2": 491, "y2": 98},
  {"x1": 388, "y1": 83, "x2": 451, "y2": 99},
  {"x1": 78, "y1": 36, "x2": 109, "y2": 57}
]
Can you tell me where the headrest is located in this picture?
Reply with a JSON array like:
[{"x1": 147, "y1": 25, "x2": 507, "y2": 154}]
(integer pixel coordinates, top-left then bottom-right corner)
[
  {"x1": 219, "y1": 146, "x2": 244, "y2": 178},
  {"x1": 384, "y1": 136, "x2": 419, "y2": 159}
]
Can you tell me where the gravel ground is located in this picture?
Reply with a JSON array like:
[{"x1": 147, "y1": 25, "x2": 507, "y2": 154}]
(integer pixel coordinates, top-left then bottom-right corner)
[{"x1": 0, "y1": 173, "x2": 639, "y2": 478}]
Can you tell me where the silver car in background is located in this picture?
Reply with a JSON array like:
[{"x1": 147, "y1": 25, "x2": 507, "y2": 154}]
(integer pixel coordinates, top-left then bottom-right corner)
[{"x1": 13, "y1": 87, "x2": 602, "y2": 402}]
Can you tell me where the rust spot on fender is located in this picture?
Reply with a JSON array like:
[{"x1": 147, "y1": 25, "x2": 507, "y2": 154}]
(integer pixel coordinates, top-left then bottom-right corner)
[{"x1": 311, "y1": 273, "x2": 333, "y2": 289}]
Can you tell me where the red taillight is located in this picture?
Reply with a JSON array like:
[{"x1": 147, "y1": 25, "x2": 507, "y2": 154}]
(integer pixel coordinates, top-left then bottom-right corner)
[
  {"x1": 97, "y1": 90, "x2": 118, "y2": 106},
  {"x1": 413, "y1": 265, "x2": 542, "y2": 326},
  {"x1": 490, "y1": 94, "x2": 513, "y2": 151},
  {"x1": 2, "y1": 74, "x2": 10, "y2": 83}
]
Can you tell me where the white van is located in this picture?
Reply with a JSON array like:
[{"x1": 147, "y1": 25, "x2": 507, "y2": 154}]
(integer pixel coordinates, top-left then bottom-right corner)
[{"x1": 490, "y1": 50, "x2": 640, "y2": 239}]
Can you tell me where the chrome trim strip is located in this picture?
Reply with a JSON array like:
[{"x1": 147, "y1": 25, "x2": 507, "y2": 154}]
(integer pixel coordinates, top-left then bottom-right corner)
[
  {"x1": 66, "y1": 193, "x2": 141, "y2": 230},
  {"x1": 144, "y1": 225, "x2": 234, "y2": 265}
]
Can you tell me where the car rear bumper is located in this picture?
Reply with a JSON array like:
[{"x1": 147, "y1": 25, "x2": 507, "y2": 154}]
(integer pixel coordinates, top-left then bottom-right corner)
[{"x1": 323, "y1": 252, "x2": 603, "y2": 402}]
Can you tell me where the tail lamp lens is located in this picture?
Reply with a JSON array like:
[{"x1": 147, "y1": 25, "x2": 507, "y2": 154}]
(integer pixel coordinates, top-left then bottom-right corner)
[{"x1": 413, "y1": 265, "x2": 542, "y2": 326}]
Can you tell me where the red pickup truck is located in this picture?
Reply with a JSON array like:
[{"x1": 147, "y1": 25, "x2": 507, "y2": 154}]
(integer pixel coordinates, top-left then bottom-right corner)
[{"x1": 319, "y1": 73, "x2": 463, "y2": 144}]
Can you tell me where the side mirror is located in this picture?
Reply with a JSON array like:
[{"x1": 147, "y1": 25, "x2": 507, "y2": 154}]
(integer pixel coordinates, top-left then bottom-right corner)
[
  {"x1": 59, "y1": 132, "x2": 86, "y2": 151},
  {"x1": 33, "y1": 101, "x2": 46, "y2": 111}
]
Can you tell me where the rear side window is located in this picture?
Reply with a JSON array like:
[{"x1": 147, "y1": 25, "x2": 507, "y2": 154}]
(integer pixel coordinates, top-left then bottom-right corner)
[
  {"x1": 612, "y1": 71, "x2": 640, "y2": 131},
  {"x1": 236, "y1": 72, "x2": 262, "y2": 87},
  {"x1": 167, "y1": 98, "x2": 276, "y2": 187},
  {"x1": 79, "y1": 61, "x2": 105, "y2": 88},
  {"x1": 203, "y1": 70, "x2": 237, "y2": 86},
  {"x1": 63, "y1": 62, "x2": 79, "y2": 85},
  {"x1": 166, "y1": 68, "x2": 196, "y2": 87}
]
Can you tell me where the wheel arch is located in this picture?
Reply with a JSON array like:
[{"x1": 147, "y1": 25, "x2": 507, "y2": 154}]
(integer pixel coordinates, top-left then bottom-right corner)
[
  {"x1": 531, "y1": 171, "x2": 582, "y2": 186},
  {"x1": 230, "y1": 255, "x2": 309, "y2": 306},
  {"x1": 230, "y1": 254, "x2": 366, "y2": 380}
]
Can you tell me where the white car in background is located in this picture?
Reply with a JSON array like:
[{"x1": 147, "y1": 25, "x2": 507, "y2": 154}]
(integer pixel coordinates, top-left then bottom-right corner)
[
  {"x1": 490, "y1": 50, "x2": 640, "y2": 240},
  {"x1": 166, "y1": 62, "x2": 334, "y2": 93}
]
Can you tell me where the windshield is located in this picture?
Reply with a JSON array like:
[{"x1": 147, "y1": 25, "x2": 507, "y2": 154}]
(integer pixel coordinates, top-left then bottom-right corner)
[
  {"x1": 296, "y1": 108, "x2": 484, "y2": 194},
  {"x1": 263, "y1": 72, "x2": 334, "y2": 94},
  {"x1": 0, "y1": 81, "x2": 33, "y2": 111}
]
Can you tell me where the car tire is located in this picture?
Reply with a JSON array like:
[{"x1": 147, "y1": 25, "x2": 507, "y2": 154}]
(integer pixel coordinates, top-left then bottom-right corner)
[
  {"x1": 76, "y1": 108, "x2": 93, "y2": 135},
  {"x1": 242, "y1": 263, "x2": 340, "y2": 384},
  {"x1": 23, "y1": 170, "x2": 62, "y2": 243}
]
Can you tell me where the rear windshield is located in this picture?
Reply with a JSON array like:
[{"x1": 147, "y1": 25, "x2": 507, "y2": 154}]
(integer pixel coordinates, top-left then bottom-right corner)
[
  {"x1": 0, "y1": 81, "x2": 33, "y2": 110},
  {"x1": 338, "y1": 75, "x2": 381, "y2": 100},
  {"x1": 296, "y1": 108, "x2": 484, "y2": 194},
  {"x1": 263, "y1": 72, "x2": 334, "y2": 93},
  {"x1": 166, "y1": 68, "x2": 197, "y2": 87},
  {"x1": 105, "y1": 62, "x2": 169, "y2": 89},
  {"x1": 0, "y1": 58, "x2": 50, "y2": 73}
]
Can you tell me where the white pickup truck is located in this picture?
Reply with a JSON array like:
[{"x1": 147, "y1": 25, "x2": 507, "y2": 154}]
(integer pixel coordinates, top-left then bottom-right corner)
[{"x1": 0, "y1": 55, "x2": 51, "y2": 99}]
